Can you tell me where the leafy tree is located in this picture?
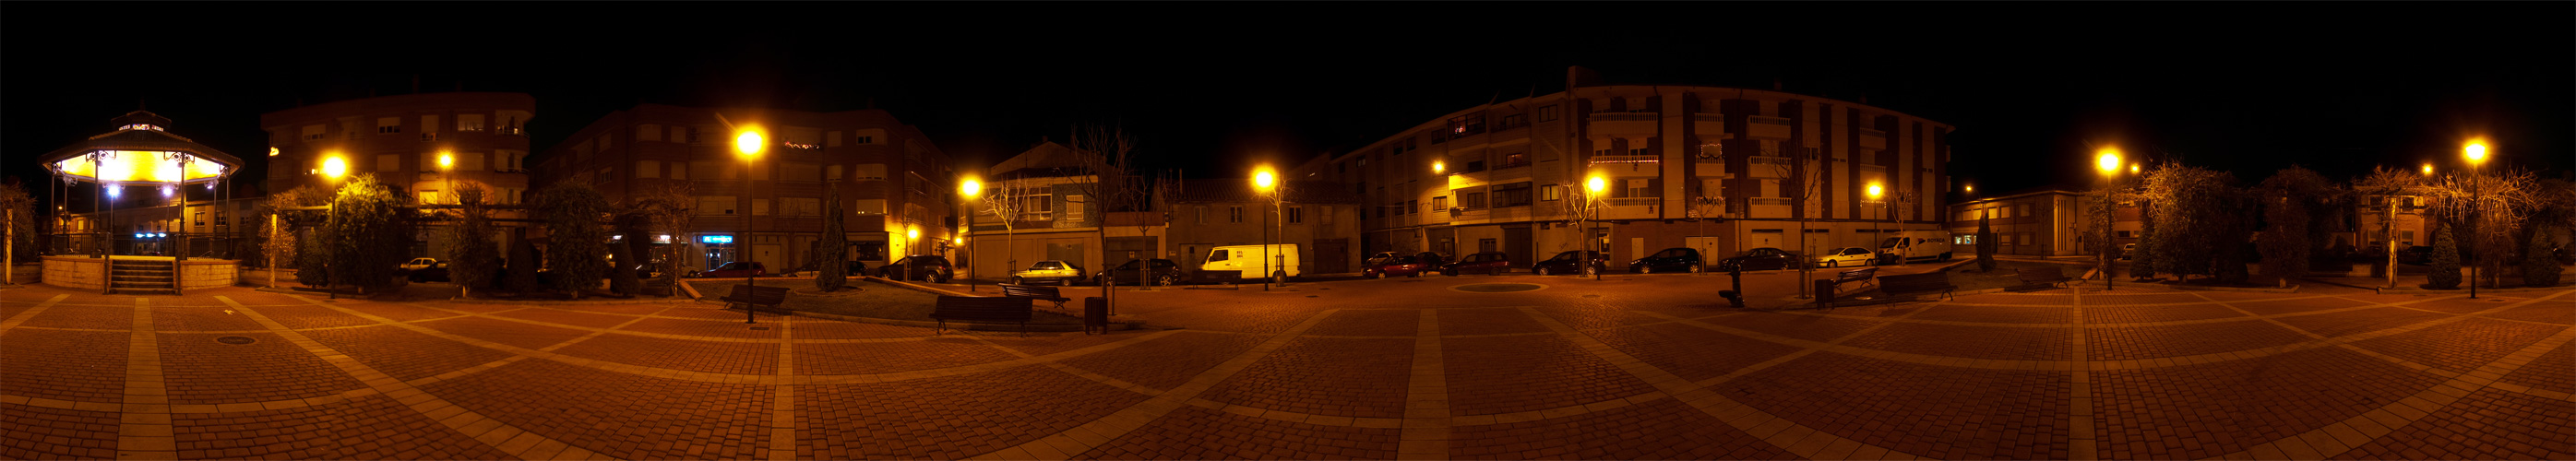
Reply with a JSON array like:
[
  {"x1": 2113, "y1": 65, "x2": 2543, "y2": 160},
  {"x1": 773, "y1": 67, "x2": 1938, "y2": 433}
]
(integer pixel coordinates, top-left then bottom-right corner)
[
  {"x1": 2524, "y1": 226, "x2": 2562, "y2": 288},
  {"x1": 257, "y1": 185, "x2": 329, "y2": 270},
  {"x1": 0, "y1": 182, "x2": 34, "y2": 267},
  {"x1": 2130, "y1": 201, "x2": 2157, "y2": 279},
  {"x1": 2256, "y1": 167, "x2": 2334, "y2": 287},
  {"x1": 294, "y1": 230, "x2": 331, "y2": 288},
  {"x1": 442, "y1": 185, "x2": 503, "y2": 297},
  {"x1": 537, "y1": 181, "x2": 613, "y2": 299},
  {"x1": 814, "y1": 185, "x2": 849, "y2": 292},
  {"x1": 325, "y1": 174, "x2": 413, "y2": 293},
  {"x1": 2427, "y1": 222, "x2": 2462, "y2": 290},
  {"x1": 2140, "y1": 164, "x2": 2244, "y2": 280},
  {"x1": 1974, "y1": 213, "x2": 1997, "y2": 272}
]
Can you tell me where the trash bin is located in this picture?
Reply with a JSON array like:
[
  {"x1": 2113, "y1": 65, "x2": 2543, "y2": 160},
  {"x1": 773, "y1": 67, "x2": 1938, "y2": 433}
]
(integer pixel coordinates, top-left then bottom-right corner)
[
  {"x1": 1083, "y1": 296, "x2": 1109, "y2": 335},
  {"x1": 1814, "y1": 278, "x2": 1837, "y2": 307}
]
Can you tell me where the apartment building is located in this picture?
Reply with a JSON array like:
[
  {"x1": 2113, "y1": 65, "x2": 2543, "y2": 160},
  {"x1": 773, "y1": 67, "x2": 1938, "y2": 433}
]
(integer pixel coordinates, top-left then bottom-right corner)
[
  {"x1": 962, "y1": 141, "x2": 1109, "y2": 278},
  {"x1": 533, "y1": 104, "x2": 957, "y2": 273},
  {"x1": 1163, "y1": 179, "x2": 1364, "y2": 278},
  {"x1": 1947, "y1": 189, "x2": 2087, "y2": 257},
  {"x1": 258, "y1": 92, "x2": 538, "y2": 258},
  {"x1": 1298, "y1": 79, "x2": 1956, "y2": 269}
]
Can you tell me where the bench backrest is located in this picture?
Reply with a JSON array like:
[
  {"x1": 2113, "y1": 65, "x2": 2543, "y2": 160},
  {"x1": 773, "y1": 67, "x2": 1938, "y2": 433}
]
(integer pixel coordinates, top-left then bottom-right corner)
[
  {"x1": 1879, "y1": 272, "x2": 1953, "y2": 291},
  {"x1": 727, "y1": 285, "x2": 791, "y2": 303},
  {"x1": 1000, "y1": 284, "x2": 1061, "y2": 298},
  {"x1": 1835, "y1": 268, "x2": 1878, "y2": 282},
  {"x1": 932, "y1": 296, "x2": 1033, "y2": 322}
]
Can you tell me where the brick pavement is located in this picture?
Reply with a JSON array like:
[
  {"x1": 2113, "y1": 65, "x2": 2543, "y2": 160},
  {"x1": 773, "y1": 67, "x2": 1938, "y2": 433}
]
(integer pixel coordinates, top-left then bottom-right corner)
[{"x1": 0, "y1": 278, "x2": 2568, "y2": 460}]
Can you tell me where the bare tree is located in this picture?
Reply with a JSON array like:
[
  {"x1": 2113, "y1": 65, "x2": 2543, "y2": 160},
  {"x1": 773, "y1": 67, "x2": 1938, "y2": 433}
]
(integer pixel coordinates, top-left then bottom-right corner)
[
  {"x1": 626, "y1": 182, "x2": 695, "y2": 293},
  {"x1": 2420, "y1": 167, "x2": 2541, "y2": 289},
  {"x1": 979, "y1": 174, "x2": 1039, "y2": 281},
  {"x1": 1067, "y1": 124, "x2": 1149, "y2": 285}
]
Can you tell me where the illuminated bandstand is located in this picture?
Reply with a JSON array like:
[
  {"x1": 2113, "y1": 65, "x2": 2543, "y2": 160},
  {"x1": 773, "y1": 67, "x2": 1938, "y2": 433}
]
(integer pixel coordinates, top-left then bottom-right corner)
[{"x1": 39, "y1": 111, "x2": 244, "y2": 294}]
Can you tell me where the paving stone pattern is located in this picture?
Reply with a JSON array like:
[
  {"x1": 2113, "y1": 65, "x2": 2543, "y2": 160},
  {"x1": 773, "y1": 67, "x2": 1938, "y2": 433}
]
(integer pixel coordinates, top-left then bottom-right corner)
[{"x1": 0, "y1": 278, "x2": 2570, "y2": 460}]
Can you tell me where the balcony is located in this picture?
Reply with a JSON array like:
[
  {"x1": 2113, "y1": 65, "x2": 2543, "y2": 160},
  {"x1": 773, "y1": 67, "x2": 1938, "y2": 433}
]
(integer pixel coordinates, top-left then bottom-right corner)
[
  {"x1": 1600, "y1": 198, "x2": 1660, "y2": 220},
  {"x1": 1859, "y1": 128, "x2": 1888, "y2": 150},
  {"x1": 1748, "y1": 198, "x2": 1794, "y2": 219},
  {"x1": 1747, "y1": 156, "x2": 1792, "y2": 177},
  {"x1": 1747, "y1": 115, "x2": 1792, "y2": 139},
  {"x1": 1588, "y1": 112, "x2": 1656, "y2": 136},
  {"x1": 1692, "y1": 113, "x2": 1728, "y2": 136},
  {"x1": 1590, "y1": 155, "x2": 1661, "y2": 177}
]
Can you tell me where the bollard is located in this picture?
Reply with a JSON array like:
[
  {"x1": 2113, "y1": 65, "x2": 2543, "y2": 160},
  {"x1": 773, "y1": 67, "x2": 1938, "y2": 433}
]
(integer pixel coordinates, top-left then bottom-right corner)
[
  {"x1": 1083, "y1": 297, "x2": 1109, "y2": 336},
  {"x1": 1727, "y1": 265, "x2": 1747, "y2": 308},
  {"x1": 1814, "y1": 278, "x2": 1837, "y2": 308}
]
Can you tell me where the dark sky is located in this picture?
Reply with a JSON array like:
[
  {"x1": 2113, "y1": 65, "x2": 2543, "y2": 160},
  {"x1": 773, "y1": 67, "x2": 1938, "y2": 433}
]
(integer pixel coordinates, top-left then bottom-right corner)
[{"x1": 7, "y1": 2, "x2": 2569, "y2": 208}]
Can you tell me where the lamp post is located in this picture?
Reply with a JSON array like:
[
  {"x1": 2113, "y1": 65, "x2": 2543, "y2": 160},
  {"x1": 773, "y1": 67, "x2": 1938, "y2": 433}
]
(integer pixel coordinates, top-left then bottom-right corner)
[
  {"x1": 1585, "y1": 175, "x2": 1606, "y2": 280},
  {"x1": 2095, "y1": 148, "x2": 2123, "y2": 290},
  {"x1": 735, "y1": 129, "x2": 764, "y2": 324},
  {"x1": 1866, "y1": 183, "x2": 1884, "y2": 266},
  {"x1": 960, "y1": 178, "x2": 981, "y2": 292},
  {"x1": 319, "y1": 155, "x2": 347, "y2": 299},
  {"x1": 1254, "y1": 168, "x2": 1276, "y2": 290},
  {"x1": 2463, "y1": 140, "x2": 2487, "y2": 299}
]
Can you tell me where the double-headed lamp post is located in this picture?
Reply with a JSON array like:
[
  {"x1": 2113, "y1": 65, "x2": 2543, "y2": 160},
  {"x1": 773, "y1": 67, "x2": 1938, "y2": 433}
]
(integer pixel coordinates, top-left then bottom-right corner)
[
  {"x1": 1254, "y1": 167, "x2": 1277, "y2": 290},
  {"x1": 735, "y1": 129, "x2": 764, "y2": 324},
  {"x1": 960, "y1": 178, "x2": 981, "y2": 292},
  {"x1": 2096, "y1": 148, "x2": 2124, "y2": 290},
  {"x1": 1586, "y1": 175, "x2": 1606, "y2": 280},
  {"x1": 2464, "y1": 140, "x2": 2488, "y2": 299}
]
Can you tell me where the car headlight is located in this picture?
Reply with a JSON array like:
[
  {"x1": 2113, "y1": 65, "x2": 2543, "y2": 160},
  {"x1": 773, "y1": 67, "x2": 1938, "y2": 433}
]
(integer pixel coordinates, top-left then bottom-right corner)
[{"x1": 1629, "y1": 259, "x2": 1644, "y2": 266}]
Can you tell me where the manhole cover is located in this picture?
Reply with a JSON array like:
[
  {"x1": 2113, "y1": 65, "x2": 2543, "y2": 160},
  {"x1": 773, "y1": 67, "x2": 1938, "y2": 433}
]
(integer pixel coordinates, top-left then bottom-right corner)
[
  {"x1": 749, "y1": 326, "x2": 771, "y2": 330},
  {"x1": 214, "y1": 336, "x2": 256, "y2": 345},
  {"x1": 1449, "y1": 283, "x2": 1545, "y2": 293}
]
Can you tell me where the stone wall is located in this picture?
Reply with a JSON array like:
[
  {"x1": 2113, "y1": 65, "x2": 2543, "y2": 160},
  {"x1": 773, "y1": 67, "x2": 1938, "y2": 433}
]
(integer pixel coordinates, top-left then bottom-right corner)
[
  {"x1": 179, "y1": 260, "x2": 238, "y2": 290},
  {"x1": 42, "y1": 256, "x2": 104, "y2": 290}
]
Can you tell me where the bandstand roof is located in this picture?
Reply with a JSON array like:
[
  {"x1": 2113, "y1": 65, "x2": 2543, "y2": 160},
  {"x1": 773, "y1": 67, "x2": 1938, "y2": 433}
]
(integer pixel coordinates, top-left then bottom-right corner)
[{"x1": 39, "y1": 111, "x2": 241, "y2": 184}]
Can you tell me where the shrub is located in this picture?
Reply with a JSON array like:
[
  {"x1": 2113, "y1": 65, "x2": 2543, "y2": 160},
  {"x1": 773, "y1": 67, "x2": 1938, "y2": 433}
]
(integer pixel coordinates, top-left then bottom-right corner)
[
  {"x1": 504, "y1": 237, "x2": 542, "y2": 293},
  {"x1": 607, "y1": 238, "x2": 640, "y2": 296},
  {"x1": 1974, "y1": 214, "x2": 1997, "y2": 272},
  {"x1": 2427, "y1": 223, "x2": 2462, "y2": 290},
  {"x1": 443, "y1": 186, "x2": 503, "y2": 296},
  {"x1": 537, "y1": 182, "x2": 613, "y2": 299},
  {"x1": 2526, "y1": 227, "x2": 2563, "y2": 288},
  {"x1": 324, "y1": 175, "x2": 414, "y2": 293},
  {"x1": 294, "y1": 230, "x2": 331, "y2": 288}
]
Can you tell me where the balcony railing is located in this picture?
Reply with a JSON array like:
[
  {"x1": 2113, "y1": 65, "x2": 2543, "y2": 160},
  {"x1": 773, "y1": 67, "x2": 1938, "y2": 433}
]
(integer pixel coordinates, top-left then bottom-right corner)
[
  {"x1": 1749, "y1": 197, "x2": 1795, "y2": 207},
  {"x1": 1859, "y1": 128, "x2": 1887, "y2": 137},
  {"x1": 1747, "y1": 156, "x2": 1792, "y2": 167},
  {"x1": 1588, "y1": 112, "x2": 1656, "y2": 122},
  {"x1": 1588, "y1": 155, "x2": 1660, "y2": 165},
  {"x1": 1748, "y1": 115, "x2": 1791, "y2": 125},
  {"x1": 1691, "y1": 113, "x2": 1726, "y2": 124},
  {"x1": 1607, "y1": 197, "x2": 1661, "y2": 207}
]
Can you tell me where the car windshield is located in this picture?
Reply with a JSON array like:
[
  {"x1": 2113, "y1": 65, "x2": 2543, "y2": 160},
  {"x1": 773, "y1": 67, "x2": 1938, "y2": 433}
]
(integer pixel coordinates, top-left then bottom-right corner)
[{"x1": 1388, "y1": 255, "x2": 1418, "y2": 265}]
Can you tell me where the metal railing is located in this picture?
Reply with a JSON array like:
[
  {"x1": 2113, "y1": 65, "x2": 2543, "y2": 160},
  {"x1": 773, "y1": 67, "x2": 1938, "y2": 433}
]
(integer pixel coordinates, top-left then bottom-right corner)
[
  {"x1": 1607, "y1": 197, "x2": 1662, "y2": 207},
  {"x1": 1588, "y1": 112, "x2": 1656, "y2": 122},
  {"x1": 1691, "y1": 113, "x2": 1726, "y2": 124},
  {"x1": 1748, "y1": 115, "x2": 1792, "y2": 125},
  {"x1": 1749, "y1": 197, "x2": 1795, "y2": 207},
  {"x1": 1588, "y1": 155, "x2": 1660, "y2": 165},
  {"x1": 1859, "y1": 127, "x2": 1888, "y2": 138}
]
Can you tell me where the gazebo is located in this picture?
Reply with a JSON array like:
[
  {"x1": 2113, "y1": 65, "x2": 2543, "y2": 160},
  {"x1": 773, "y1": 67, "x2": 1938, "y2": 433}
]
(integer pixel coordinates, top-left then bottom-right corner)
[{"x1": 39, "y1": 111, "x2": 243, "y2": 294}]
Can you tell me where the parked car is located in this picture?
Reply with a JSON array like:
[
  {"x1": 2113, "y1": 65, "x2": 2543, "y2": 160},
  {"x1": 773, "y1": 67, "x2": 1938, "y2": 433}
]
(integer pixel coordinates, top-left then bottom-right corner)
[
  {"x1": 399, "y1": 257, "x2": 443, "y2": 271},
  {"x1": 2395, "y1": 245, "x2": 2436, "y2": 266},
  {"x1": 1441, "y1": 252, "x2": 1511, "y2": 276},
  {"x1": 1414, "y1": 252, "x2": 1452, "y2": 269},
  {"x1": 1715, "y1": 247, "x2": 1803, "y2": 272},
  {"x1": 689, "y1": 261, "x2": 768, "y2": 278},
  {"x1": 1811, "y1": 247, "x2": 1878, "y2": 268},
  {"x1": 405, "y1": 261, "x2": 452, "y2": 282},
  {"x1": 1363, "y1": 254, "x2": 1438, "y2": 278},
  {"x1": 1009, "y1": 260, "x2": 1087, "y2": 286},
  {"x1": 1532, "y1": 250, "x2": 1608, "y2": 277},
  {"x1": 1628, "y1": 247, "x2": 1705, "y2": 274},
  {"x1": 1201, "y1": 244, "x2": 1301, "y2": 279},
  {"x1": 1095, "y1": 259, "x2": 1184, "y2": 286},
  {"x1": 1364, "y1": 252, "x2": 1404, "y2": 267},
  {"x1": 877, "y1": 255, "x2": 955, "y2": 282}
]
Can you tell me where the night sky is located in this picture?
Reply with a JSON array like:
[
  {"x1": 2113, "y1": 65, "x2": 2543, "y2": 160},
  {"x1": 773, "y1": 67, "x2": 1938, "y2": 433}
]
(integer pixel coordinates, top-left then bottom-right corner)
[{"x1": 6, "y1": 3, "x2": 2569, "y2": 209}]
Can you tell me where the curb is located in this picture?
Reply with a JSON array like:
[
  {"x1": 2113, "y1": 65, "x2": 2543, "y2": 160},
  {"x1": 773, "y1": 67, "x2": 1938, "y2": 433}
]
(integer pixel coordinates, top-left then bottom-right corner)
[
  {"x1": 1793, "y1": 287, "x2": 2006, "y2": 310},
  {"x1": 686, "y1": 298, "x2": 1150, "y2": 333},
  {"x1": 2167, "y1": 284, "x2": 2300, "y2": 293},
  {"x1": 2377, "y1": 285, "x2": 2570, "y2": 295},
  {"x1": 444, "y1": 296, "x2": 699, "y2": 305},
  {"x1": 863, "y1": 277, "x2": 986, "y2": 297}
]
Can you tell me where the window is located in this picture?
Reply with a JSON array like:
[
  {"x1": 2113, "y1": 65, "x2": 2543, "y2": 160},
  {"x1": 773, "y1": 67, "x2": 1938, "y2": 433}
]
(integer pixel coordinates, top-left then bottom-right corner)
[
  {"x1": 827, "y1": 165, "x2": 843, "y2": 181},
  {"x1": 697, "y1": 196, "x2": 738, "y2": 216},
  {"x1": 638, "y1": 124, "x2": 662, "y2": 141},
  {"x1": 1197, "y1": 206, "x2": 1210, "y2": 224},
  {"x1": 1229, "y1": 206, "x2": 1244, "y2": 223},
  {"x1": 1493, "y1": 182, "x2": 1533, "y2": 207},
  {"x1": 422, "y1": 115, "x2": 440, "y2": 135},
  {"x1": 753, "y1": 199, "x2": 771, "y2": 216},
  {"x1": 377, "y1": 154, "x2": 401, "y2": 172},
  {"x1": 2019, "y1": 205, "x2": 2031, "y2": 217},
  {"x1": 1434, "y1": 196, "x2": 1449, "y2": 210},
  {"x1": 1479, "y1": 239, "x2": 1497, "y2": 254},
  {"x1": 636, "y1": 160, "x2": 661, "y2": 178},
  {"x1": 852, "y1": 136, "x2": 874, "y2": 144},
  {"x1": 301, "y1": 124, "x2": 327, "y2": 140},
  {"x1": 827, "y1": 131, "x2": 842, "y2": 147},
  {"x1": 1287, "y1": 206, "x2": 1304, "y2": 224},
  {"x1": 1628, "y1": 178, "x2": 1652, "y2": 198},
  {"x1": 1628, "y1": 146, "x2": 1650, "y2": 156},
  {"x1": 690, "y1": 161, "x2": 729, "y2": 180},
  {"x1": 1538, "y1": 104, "x2": 1560, "y2": 122},
  {"x1": 1461, "y1": 191, "x2": 1488, "y2": 209},
  {"x1": 377, "y1": 117, "x2": 401, "y2": 134},
  {"x1": 781, "y1": 197, "x2": 820, "y2": 216},
  {"x1": 1407, "y1": 199, "x2": 1419, "y2": 215},
  {"x1": 1464, "y1": 160, "x2": 1486, "y2": 172},
  {"x1": 781, "y1": 162, "x2": 822, "y2": 182},
  {"x1": 457, "y1": 114, "x2": 486, "y2": 132},
  {"x1": 1759, "y1": 140, "x2": 1781, "y2": 157},
  {"x1": 1066, "y1": 195, "x2": 1085, "y2": 220},
  {"x1": 1319, "y1": 206, "x2": 1333, "y2": 224},
  {"x1": 1543, "y1": 185, "x2": 1563, "y2": 201},
  {"x1": 1498, "y1": 113, "x2": 1526, "y2": 130},
  {"x1": 1500, "y1": 151, "x2": 1528, "y2": 169},
  {"x1": 418, "y1": 190, "x2": 439, "y2": 204}
]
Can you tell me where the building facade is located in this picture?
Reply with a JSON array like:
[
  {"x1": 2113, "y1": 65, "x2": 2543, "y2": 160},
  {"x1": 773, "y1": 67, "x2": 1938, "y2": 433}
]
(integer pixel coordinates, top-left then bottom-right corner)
[
  {"x1": 1163, "y1": 179, "x2": 1364, "y2": 278},
  {"x1": 1298, "y1": 82, "x2": 1955, "y2": 269},
  {"x1": 1947, "y1": 190, "x2": 2086, "y2": 257},
  {"x1": 962, "y1": 141, "x2": 1110, "y2": 278},
  {"x1": 258, "y1": 92, "x2": 539, "y2": 259},
  {"x1": 532, "y1": 104, "x2": 957, "y2": 273}
]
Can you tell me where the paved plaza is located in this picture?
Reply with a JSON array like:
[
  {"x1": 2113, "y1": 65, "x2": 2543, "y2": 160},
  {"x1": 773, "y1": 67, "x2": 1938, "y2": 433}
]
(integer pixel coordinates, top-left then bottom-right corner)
[{"x1": 2, "y1": 268, "x2": 2570, "y2": 460}]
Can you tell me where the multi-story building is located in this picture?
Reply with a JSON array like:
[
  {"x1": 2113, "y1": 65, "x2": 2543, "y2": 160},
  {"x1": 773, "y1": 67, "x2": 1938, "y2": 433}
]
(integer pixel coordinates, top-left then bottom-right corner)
[
  {"x1": 533, "y1": 104, "x2": 957, "y2": 273},
  {"x1": 258, "y1": 92, "x2": 539, "y2": 258},
  {"x1": 1299, "y1": 78, "x2": 1955, "y2": 269},
  {"x1": 1163, "y1": 179, "x2": 1364, "y2": 278},
  {"x1": 962, "y1": 141, "x2": 1109, "y2": 278},
  {"x1": 1947, "y1": 189, "x2": 2087, "y2": 257}
]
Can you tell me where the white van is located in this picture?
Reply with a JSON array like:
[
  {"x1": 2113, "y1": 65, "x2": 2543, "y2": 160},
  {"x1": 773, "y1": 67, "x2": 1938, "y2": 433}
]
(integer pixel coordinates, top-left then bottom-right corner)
[
  {"x1": 1201, "y1": 244, "x2": 1301, "y2": 280},
  {"x1": 1878, "y1": 230, "x2": 1955, "y2": 263}
]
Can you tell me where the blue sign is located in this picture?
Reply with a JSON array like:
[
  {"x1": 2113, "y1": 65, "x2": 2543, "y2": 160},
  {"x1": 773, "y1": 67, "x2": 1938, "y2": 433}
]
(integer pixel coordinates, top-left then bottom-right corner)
[{"x1": 700, "y1": 235, "x2": 733, "y2": 244}]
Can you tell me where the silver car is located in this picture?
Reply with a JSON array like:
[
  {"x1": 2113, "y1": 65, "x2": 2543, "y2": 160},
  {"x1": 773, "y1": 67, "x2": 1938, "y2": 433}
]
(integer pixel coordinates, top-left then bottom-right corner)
[
  {"x1": 1009, "y1": 260, "x2": 1086, "y2": 286},
  {"x1": 1812, "y1": 247, "x2": 1878, "y2": 268}
]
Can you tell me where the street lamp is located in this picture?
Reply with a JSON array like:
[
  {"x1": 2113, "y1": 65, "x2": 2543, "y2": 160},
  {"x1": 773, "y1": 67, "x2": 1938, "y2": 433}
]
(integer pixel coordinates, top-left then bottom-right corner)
[
  {"x1": 1866, "y1": 183, "x2": 1885, "y2": 265},
  {"x1": 1254, "y1": 167, "x2": 1277, "y2": 290},
  {"x1": 2095, "y1": 148, "x2": 2123, "y2": 290},
  {"x1": 320, "y1": 155, "x2": 348, "y2": 299},
  {"x1": 1585, "y1": 174, "x2": 1606, "y2": 280},
  {"x1": 2463, "y1": 139, "x2": 2488, "y2": 299},
  {"x1": 959, "y1": 178, "x2": 981, "y2": 292},
  {"x1": 735, "y1": 128, "x2": 765, "y2": 324}
]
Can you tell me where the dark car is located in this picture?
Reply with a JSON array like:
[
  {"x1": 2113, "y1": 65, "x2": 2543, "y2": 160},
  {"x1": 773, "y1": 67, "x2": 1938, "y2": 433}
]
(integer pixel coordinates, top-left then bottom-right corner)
[
  {"x1": 1095, "y1": 258, "x2": 1184, "y2": 286},
  {"x1": 1365, "y1": 252, "x2": 1403, "y2": 266},
  {"x1": 405, "y1": 262, "x2": 452, "y2": 282},
  {"x1": 1363, "y1": 255, "x2": 1437, "y2": 278},
  {"x1": 689, "y1": 261, "x2": 768, "y2": 278},
  {"x1": 1531, "y1": 250, "x2": 1607, "y2": 277},
  {"x1": 2395, "y1": 245, "x2": 2436, "y2": 266},
  {"x1": 877, "y1": 255, "x2": 954, "y2": 282},
  {"x1": 1628, "y1": 247, "x2": 1704, "y2": 274},
  {"x1": 1441, "y1": 252, "x2": 1511, "y2": 276},
  {"x1": 1715, "y1": 247, "x2": 1803, "y2": 272},
  {"x1": 1414, "y1": 252, "x2": 1452, "y2": 268}
]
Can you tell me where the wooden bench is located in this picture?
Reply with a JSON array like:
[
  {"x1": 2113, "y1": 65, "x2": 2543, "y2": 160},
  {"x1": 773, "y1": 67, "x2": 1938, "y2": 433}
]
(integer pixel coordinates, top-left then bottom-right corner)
[
  {"x1": 2009, "y1": 267, "x2": 2071, "y2": 291},
  {"x1": 930, "y1": 296, "x2": 1033, "y2": 336},
  {"x1": 720, "y1": 285, "x2": 791, "y2": 313},
  {"x1": 1000, "y1": 284, "x2": 1073, "y2": 314},
  {"x1": 1825, "y1": 267, "x2": 1879, "y2": 294},
  {"x1": 1878, "y1": 272, "x2": 1956, "y2": 301}
]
